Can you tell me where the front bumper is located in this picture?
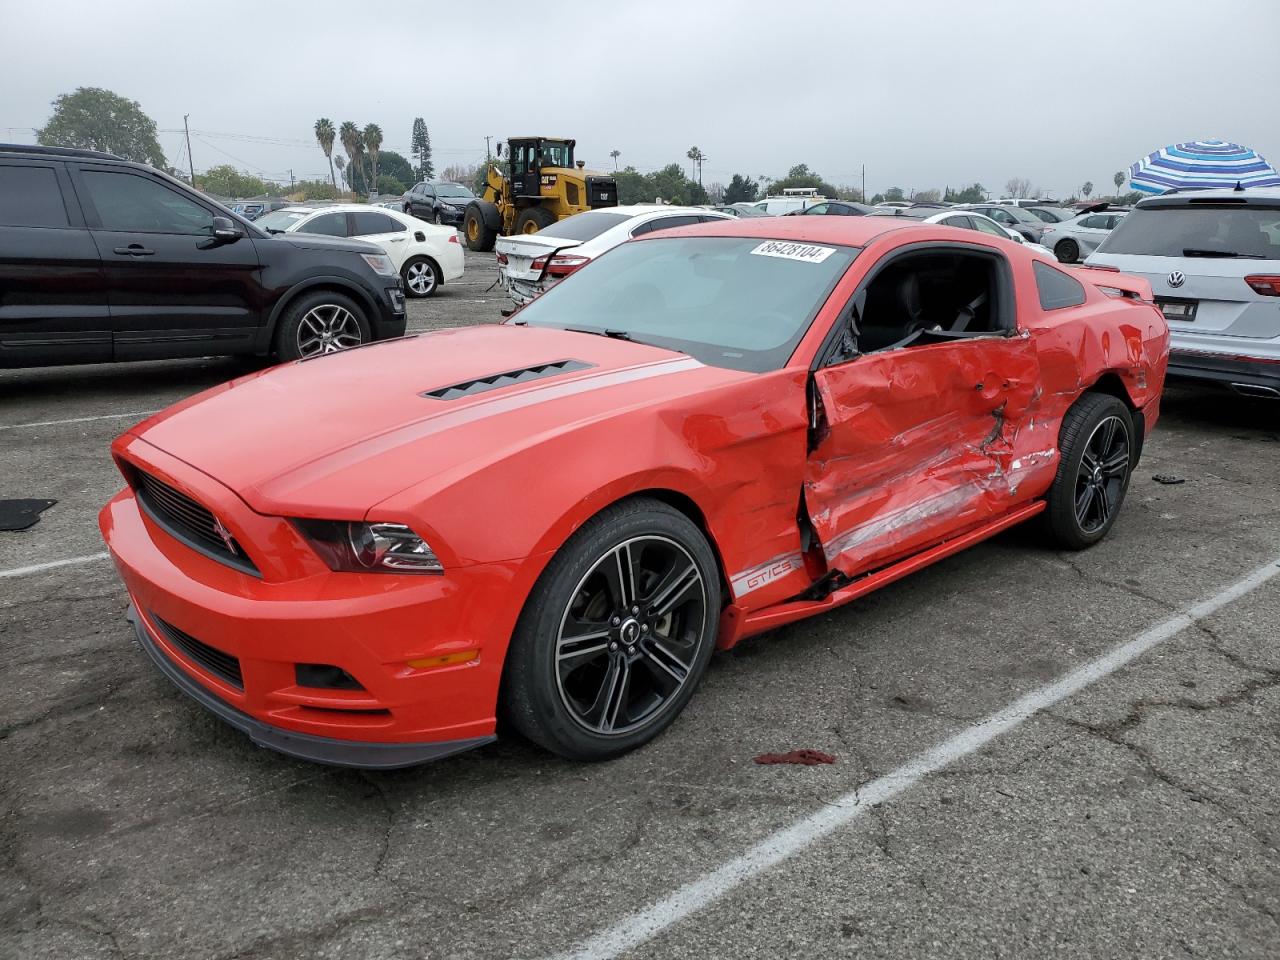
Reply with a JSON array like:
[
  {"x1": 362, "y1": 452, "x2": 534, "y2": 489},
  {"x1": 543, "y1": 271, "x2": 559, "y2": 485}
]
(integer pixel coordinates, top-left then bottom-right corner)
[
  {"x1": 1167, "y1": 348, "x2": 1280, "y2": 395},
  {"x1": 128, "y1": 605, "x2": 494, "y2": 768},
  {"x1": 100, "y1": 455, "x2": 534, "y2": 767},
  {"x1": 438, "y1": 206, "x2": 466, "y2": 225}
]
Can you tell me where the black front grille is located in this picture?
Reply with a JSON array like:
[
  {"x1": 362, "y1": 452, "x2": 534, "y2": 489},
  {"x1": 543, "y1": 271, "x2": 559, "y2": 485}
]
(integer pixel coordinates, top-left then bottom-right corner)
[
  {"x1": 586, "y1": 176, "x2": 618, "y2": 208},
  {"x1": 152, "y1": 614, "x2": 243, "y2": 689},
  {"x1": 421, "y1": 359, "x2": 593, "y2": 400},
  {"x1": 132, "y1": 469, "x2": 260, "y2": 576}
]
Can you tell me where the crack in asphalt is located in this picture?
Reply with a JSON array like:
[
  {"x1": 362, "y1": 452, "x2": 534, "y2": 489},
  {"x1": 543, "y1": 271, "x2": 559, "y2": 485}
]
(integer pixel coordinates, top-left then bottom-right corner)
[{"x1": 357, "y1": 771, "x2": 396, "y2": 881}]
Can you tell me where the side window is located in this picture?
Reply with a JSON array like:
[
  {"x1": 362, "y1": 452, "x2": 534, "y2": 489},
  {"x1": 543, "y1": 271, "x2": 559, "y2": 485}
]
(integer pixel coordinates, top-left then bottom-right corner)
[
  {"x1": 352, "y1": 211, "x2": 404, "y2": 235},
  {"x1": 1080, "y1": 215, "x2": 1102, "y2": 229},
  {"x1": 971, "y1": 216, "x2": 1007, "y2": 237},
  {"x1": 805, "y1": 203, "x2": 829, "y2": 215},
  {"x1": 647, "y1": 215, "x2": 699, "y2": 232},
  {"x1": 1104, "y1": 215, "x2": 1122, "y2": 229},
  {"x1": 81, "y1": 170, "x2": 213, "y2": 235},
  {"x1": 0, "y1": 163, "x2": 69, "y2": 227},
  {"x1": 1033, "y1": 260, "x2": 1087, "y2": 310},
  {"x1": 943, "y1": 215, "x2": 974, "y2": 230},
  {"x1": 851, "y1": 249, "x2": 1008, "y2": 355},
  {"x1": 301, "y1": 212, "x2": 348, "y2": 237}
]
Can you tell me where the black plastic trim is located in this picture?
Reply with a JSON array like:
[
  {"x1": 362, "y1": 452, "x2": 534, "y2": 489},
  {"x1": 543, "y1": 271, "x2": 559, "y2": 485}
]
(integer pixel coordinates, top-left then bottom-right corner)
[
  {"x1": 421, "y1": 359, "x2": 593, "y2": 400},
  {"x1": 129, "y1": 606, "x2": 494, "y2": 769}
]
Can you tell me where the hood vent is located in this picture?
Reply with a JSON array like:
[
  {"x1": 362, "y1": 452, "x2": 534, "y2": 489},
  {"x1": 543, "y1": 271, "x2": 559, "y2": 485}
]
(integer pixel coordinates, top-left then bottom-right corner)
[{"x1": 421, "y1": 359, "x2": 594, "y2": 401}]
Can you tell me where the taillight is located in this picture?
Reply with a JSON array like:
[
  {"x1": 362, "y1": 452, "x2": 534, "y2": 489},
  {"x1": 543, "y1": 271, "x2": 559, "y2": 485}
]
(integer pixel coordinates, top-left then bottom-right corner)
[
  {"x1": 1245, "y1": 275, "x2": 1280, "y2": 296},
  {"x1": 546, "y1": 254, "x2": 589, "y2": 277},
  {"x1": 1042, "y1": 226, "x2": 1056, "y2": 234},
  {"x1": 448, "y1": 234, "x2": 459, "y2": 244},
  {"x1": 496, "y1": 253, "x2": 508, "y2": 265}
]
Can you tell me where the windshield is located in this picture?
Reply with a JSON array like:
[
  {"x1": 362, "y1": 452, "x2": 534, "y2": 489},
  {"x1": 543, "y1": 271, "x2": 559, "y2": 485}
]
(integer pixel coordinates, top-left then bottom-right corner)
[
  {"x1": 513, "y1": 236, "x2": 858, "y2": 372},
  {"x1": 538, "y1": 211, "x2": 630, "y2": 242},
  {"x1": 1098, "y1": 204, "x2": 1280, "y2": 259},
  {"x1": 254, "y1": 210, "x2": 309, "y2": 232},
  {"x1": 1000, "y1": 206, "x2": 1040, "y2": 224},
  {"x1": 435, "y1": 184, "x2": 474, "y2": 198},
  {"x1": 538, "y1": 141, "x2": 573, "y2": 167}
]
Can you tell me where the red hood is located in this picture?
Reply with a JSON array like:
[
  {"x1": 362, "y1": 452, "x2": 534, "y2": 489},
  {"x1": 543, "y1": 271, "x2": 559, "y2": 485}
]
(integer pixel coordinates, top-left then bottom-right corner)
[{"x1": 129, "y1": 325, "x2": 741, "y2": 516}]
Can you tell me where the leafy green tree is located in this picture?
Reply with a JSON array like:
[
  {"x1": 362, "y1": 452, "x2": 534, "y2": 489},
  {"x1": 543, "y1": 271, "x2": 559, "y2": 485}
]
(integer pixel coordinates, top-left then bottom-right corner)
[
  {"x1": 38, "y1": 87, "x2": 165, "y2": 166},
  {"x1": 195, "y1": 165, "x2": 273, "y2": 198},
  {"x1": 377, "y1": 151, "x2": 414, "y2": 190},
  {"x1": 945, "y1": 183, "x2": 987, "y2": 203},
  {"x1": 913, "y1": 189, "x2": 942, "y2": 202},
  {"x1": 376, "y1": 175, "x2": 406, "y2": 196},
  {"x1": 314, "y1": 118, "x2": 336, "y2": 188},
  {"x1": 613, "y1": 166, "x2": 655, "y2": 204},
  {"x1": 291, "y1": 179, "x2": 340, "y2": 201},
  {"x1": 411, "y1": 118, "x2": 434, "y2": 181},
  {"x1": 723, "y1": 174, "x2": 759, "y2": 203},
  {"x1": 883, "y1": 186, "x2": 906, "y2": 202},
  {"x1": 650, "y1": 164, "x2": 694, "y2": 205},
  {"x1": 769, "y1": 163, "x2": 838, "y2": 198}
]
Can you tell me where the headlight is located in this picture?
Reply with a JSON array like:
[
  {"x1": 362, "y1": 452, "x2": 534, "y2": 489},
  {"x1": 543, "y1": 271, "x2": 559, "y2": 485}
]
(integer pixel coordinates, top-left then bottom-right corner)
[
  {"x1": 360, "y1": 253, "x2": 397, "y2": 277},
  {"x1": 293, "y1": 519, "x2": 444, "y2": 574}
]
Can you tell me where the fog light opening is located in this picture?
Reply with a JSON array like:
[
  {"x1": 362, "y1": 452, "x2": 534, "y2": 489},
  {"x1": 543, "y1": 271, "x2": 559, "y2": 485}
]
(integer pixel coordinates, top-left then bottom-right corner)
[{"x1": 295, "y1": 663, "x2": 365, "y2": 690}]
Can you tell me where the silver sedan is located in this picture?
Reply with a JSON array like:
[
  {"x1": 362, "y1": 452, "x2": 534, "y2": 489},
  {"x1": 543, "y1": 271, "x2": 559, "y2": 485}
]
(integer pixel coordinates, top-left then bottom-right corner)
[{"x1": 1040, "y1": 209, "x2": 1128, "y2": 263}]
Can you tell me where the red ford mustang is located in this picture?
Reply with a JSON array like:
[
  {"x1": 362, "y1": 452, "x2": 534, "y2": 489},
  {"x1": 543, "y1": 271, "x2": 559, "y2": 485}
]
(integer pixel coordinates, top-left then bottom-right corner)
[{"x1": 100, "y1": 216, "x2": 1169, "y2": 767}]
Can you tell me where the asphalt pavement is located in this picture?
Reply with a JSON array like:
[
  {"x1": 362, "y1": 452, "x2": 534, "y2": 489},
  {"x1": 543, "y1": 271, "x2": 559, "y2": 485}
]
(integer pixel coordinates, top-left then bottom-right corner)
[{"x1": 2, "y1": 245, "x2": 1278, "y2": 959}]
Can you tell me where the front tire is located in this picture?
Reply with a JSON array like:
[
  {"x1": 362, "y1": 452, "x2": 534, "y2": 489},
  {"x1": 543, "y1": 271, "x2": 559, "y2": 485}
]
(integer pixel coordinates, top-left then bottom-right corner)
[
  {"x1": 273, "y1": 290, "x2": 370, "y2": 361},
  {"x1": 433, "y1": 210, "x2": 443, "y2": 225},
  {"x1": 502, "y1": 498, "x2": 721, "y2": 761},
  {"x1": 1045, "y1": 393, "x2": 1134, "y2": 550},
  {"x1": 464, "y1": 201, "x2": 500, "y2": 252},
  {"x1": 1055, "y1": 238, "x2": 1080, "y2": 263},
  {"x1": 515, "y1": 206, "x2": 557, "y2": 235},
  {"x1": 402, "y1": 256, "x2": 439, "y2": 298}
]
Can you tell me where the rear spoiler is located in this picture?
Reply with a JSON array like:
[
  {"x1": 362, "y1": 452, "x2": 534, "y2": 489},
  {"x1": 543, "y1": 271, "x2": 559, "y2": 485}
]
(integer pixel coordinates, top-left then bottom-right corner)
[{"x1": 1067, "y1": 265, "x2": 1154, "y2": 302}]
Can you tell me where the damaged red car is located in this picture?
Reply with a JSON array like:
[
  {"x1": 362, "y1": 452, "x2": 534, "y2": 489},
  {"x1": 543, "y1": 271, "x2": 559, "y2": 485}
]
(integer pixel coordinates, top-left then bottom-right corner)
[{"x1": 100, "y1": 216, "x2": 1169, "y2": 767}]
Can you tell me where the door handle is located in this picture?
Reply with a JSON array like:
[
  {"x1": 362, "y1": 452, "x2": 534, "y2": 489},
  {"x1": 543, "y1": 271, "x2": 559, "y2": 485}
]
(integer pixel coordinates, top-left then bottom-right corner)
[
  {"x1": 113, "y1": 245, "x2": 155, "y2": 256},
  {"x1": 387, "y1": 237, "x2": 404, "y2": 242}
]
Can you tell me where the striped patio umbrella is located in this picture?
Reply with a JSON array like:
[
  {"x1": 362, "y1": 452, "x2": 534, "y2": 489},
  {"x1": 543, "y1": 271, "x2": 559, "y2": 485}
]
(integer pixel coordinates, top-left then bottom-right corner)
[{"x1": 1129, "y1": 139, "x2": 1280, "y2": 194}]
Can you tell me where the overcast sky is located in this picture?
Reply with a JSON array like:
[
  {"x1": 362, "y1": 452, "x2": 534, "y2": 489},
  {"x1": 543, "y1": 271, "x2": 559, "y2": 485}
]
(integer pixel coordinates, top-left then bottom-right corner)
[{"x1": 5, "y1": 0, "x2": 1279, "y2": 197}]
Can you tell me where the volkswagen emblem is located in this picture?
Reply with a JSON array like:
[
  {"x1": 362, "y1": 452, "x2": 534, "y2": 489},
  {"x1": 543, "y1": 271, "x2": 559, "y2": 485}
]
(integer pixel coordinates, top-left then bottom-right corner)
[{"x1": 1168, "y1": 270, "x2": 1185, "y2": 288}]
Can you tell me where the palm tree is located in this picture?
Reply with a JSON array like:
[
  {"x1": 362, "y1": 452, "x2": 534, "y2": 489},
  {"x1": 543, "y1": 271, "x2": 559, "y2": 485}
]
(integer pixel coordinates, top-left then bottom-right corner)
[
  {"x1": 1113, "y1": 171, "x2": 1125, "y2": 197},
  {"x1": 687, "y1": 146, "x2": 699, "y2": 182},
  {"x1": 334, "y1": 155, "x2": 346, "y2": 190},
  {"x1": 314, "y1": 118, "x2": 336, "y2": 189},
  {"x1": 610, "y1": 149, "x2": 620, "y2": 171},
  {"x1": 339, "y1": 121, "x2": 362, "y2": 192},
  {"x1": 363, "y1": 123, "x2": 383, "y2": 195}
]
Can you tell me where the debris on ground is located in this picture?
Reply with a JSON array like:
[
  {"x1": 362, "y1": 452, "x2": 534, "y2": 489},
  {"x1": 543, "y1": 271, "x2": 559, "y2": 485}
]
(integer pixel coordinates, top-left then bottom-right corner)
[
  {"x1": 753, "y1": 749, "x2": 836, "y2": 766},
  {"x1": 0, "y1": 498, "x2": 57, "y2": 532},
  {"x1": 1152, "y1": 475, "x2": 1186, "y2": 485}
]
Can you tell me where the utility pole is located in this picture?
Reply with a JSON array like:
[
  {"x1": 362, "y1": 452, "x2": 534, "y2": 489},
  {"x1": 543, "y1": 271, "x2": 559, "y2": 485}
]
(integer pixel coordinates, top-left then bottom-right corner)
[
  {"x1": 288, "y1": 169, "x2": 295, "y2": 191},
  {"x1": 183, "y1": 114, "x2": 196, "y2": 188},
  {"x1": 861, "y1": 163, "x2": 866, "y2": 203},
  {"x1": 484, "y1": 136, "x2": 492, "y2": 161}
]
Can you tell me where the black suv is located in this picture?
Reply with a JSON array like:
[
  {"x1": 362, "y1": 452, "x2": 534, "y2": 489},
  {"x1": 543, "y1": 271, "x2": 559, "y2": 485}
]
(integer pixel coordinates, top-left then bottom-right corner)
[
  {"x1": 0, "y1": 144, "x2": 406, "y2": 368},
  {"x1": 402, "y1": 181, "x2": 476, "y2": 226}
]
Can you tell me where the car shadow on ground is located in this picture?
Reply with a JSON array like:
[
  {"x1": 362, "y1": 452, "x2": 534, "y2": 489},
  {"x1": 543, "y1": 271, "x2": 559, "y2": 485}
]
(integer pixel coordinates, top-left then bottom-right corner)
[
  {"x1": 1159, "y1": 382, "x2": 1280, "y2": 439},
  {"x1": 0, "y1": 356, "x2": 273, "y2": 406}
]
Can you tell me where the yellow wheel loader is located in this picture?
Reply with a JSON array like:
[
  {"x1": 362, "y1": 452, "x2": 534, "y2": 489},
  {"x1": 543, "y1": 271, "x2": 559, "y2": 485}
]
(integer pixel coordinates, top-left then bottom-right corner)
[{"x1": 463, "y1": 137, "x2": 619, "y2": 251}]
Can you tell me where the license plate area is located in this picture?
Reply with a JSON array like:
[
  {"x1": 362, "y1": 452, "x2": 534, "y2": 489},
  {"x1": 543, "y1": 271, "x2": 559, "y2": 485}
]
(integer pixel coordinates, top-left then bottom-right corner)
[{"x1": 1156, "y1": 297, "x2": 1198, "y2": 322}]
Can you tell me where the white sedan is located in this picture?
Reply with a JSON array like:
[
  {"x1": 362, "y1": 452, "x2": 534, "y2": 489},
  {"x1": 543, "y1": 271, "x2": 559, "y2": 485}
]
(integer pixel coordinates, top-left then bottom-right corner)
[
  {"x1": 921, "y1": 209, "x2": 1055, "y2": 257},
  {"x1": 255, "y1": 204, "x2": 464, "y2": 297},
  {"x1": 496, "y1": 205, "x2": 733, "y2": 305}
]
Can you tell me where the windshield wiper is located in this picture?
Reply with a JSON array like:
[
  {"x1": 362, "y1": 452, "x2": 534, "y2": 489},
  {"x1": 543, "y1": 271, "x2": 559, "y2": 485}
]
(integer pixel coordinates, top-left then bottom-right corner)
[
  {"x1": 1182, "y1": 248, "x2": 1266, "y2": 259},
  {"x1": 565, "y1": 327, "x2": 635, "y2": 341}
]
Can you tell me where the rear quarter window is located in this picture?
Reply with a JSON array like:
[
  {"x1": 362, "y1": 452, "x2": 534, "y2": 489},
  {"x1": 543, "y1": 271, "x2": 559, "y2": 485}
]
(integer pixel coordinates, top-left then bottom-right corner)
[
  {"x1": 0, "y1": 164, "x2": 69, "y2": 227},
  {"x1": 1033, "y1": 261, "x2": 1086, "y2": 310},
  {"x1": 538, "y1": 211, "x2": 629, "y2": 242}
]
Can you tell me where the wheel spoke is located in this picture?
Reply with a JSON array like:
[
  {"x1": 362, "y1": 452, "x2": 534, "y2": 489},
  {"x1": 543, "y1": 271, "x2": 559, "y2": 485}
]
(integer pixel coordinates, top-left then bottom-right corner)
[
  {"x1": 1094, "y1": 417, "x2": 1117, "y2": 457},
  {"x1": 641, "y1": 639, "x2": 690, "y2": 689},
  {"x1": 601, "y1": 543, "x2": 638, "y2": 610},
  {"x1": 646, "y1": 561, "x2": 701, "y2": 617},
  {"x1": 1095, "y1": 482, "x2": 1111, "y2": 520},
  {"x1": 1101, "y1": 448, "x2": 1129, "y2": 477},
  {"x1": 586, "y1": 658, "x2": 630, "y2": 733},
  {"x1": 1075, "y1": 484, "x2": 1096, "y2": 525}
]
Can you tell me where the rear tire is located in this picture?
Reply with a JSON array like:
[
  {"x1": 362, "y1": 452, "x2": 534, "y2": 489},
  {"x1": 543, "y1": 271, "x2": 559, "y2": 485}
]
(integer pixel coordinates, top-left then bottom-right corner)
[
  {"x1": 515, "y1": 206, "x2": 557, "y2": 235},
  {"x1": 464, "y1": 201, "x2": 500, "y2": 252},
  {"x1": 1055, "y1": 238, "x2": 1080, "y2": 263},
  {"x1": 273, "y1": 290, "x2": 371, "y2": 362},
  {"x1": 1044, "y1": 393, "x2": 1134, "y2": 550},
  {"x1": 502, "y1": 498, "x2": 721, "y2": 761}
]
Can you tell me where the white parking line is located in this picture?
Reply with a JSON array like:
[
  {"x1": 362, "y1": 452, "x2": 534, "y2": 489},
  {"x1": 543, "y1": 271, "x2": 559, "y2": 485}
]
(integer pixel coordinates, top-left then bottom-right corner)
[
  {"x1": 0, "y1": 411, "x2": 158, "y2": 430},
  {"x1": 551, "y1": 555, "x2": 1280, "y2": 960},
  {"x1": 0, "y1": 553, "x2": 111, "y2": 579}
]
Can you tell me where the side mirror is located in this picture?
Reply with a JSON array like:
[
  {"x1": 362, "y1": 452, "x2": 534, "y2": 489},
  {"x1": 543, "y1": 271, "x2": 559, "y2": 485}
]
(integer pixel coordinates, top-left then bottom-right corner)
[{"x1": 211, "y1": 216, "x2": 241, "y2": 244}]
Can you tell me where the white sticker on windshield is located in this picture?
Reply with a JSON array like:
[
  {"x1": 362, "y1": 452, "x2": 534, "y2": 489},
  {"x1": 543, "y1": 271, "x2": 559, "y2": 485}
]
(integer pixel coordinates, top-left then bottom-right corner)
[{"x1": 749, "y1": 240, "x2": 837, "y2": 264}]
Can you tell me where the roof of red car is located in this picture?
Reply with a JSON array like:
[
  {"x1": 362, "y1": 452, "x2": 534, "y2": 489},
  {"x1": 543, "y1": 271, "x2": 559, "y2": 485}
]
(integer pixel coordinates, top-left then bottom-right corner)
[{"x1": 643, "y1": 213, "x2": 923, "y2": 246}]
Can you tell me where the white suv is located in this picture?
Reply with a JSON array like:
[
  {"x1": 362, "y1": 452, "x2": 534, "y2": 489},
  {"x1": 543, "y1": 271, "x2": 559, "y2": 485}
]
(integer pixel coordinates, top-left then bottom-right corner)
[{"x1": 1086, "y1": 188, "x2": 1280, "y2": 398}]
